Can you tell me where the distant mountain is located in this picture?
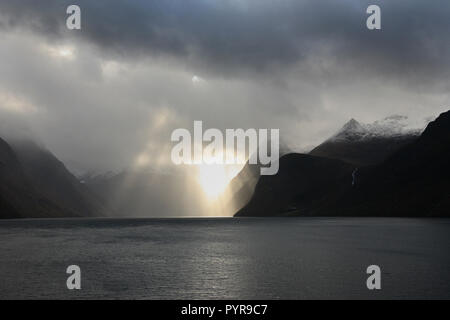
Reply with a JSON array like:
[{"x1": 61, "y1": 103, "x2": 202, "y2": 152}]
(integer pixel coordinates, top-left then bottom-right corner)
[
  {"x1": 83, "y1": 140, "x2": 290, "y2": 218},
  {"x1": 84, "y1": 159, "x2": 263, "y2": 218},
  {"x1": 0, "y1": 137, "x2": 108, "y2": 218},
  {"x1": 310, "y1": 115, "x2": 424, "y2": 165},
  {"x1": 236, "y1": 110, "x2": 450, "y2": 217},
  {"x1": 84, "y1": 169, "x2": 209, "y2": 217}
]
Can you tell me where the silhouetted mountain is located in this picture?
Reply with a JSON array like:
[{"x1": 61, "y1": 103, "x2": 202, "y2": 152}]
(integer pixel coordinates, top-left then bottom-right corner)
[
  {"x1": 236, "y1": 110, "x2": 450, "y2": 217},
  {"x1": 10, "y1": 139, "x2": 108, "y2": 217},
  {"x1": 225, "y1": 143, "x2": 292, "y2": 214},
  {"x1": 0, "y1": 137, "x2": 66, "y2": 218},
  {"x1": 336, "y1": 110, "x2": 450, "y2": 216},
  {"x1": 0, "y1": 137, "x2": 108, "y2": 218},
  {"x1": 235, "y1": 153, "x2": 353, "y2": 216},
  {"x1": 224, "y1": 161, "x2": 261, "y2": 214},
  {"x1": 310, "y1": 116, "x2": 422, "y2": 165}
]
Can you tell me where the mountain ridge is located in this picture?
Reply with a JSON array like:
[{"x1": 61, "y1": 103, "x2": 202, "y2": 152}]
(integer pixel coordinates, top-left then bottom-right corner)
[
  {"x1": 236, "y1": 110, "x2": 450, "y2": 217},
  {"x1": 0, "y1": 137, "x2": 108, "y2": 218},
  {"x1": 310, "y1": 114, "x2": 425, "y2": 166}
]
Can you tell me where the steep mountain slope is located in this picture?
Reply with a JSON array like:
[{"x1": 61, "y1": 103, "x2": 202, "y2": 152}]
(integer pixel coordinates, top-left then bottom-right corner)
[
  {"x1": 224, "y1": 161, "x2": 261, "y2": 214},
  {"x1": 9, "y1": 139, "x2": 108, "y2": 217},
  {"x1": 1, "y1": 137, "x2": 108, "y2": 219},
  {"x1": 310, "y1": 115, "x2": 422, "y2": 165},
  {"x1": 0, "y1": 137, "x2": 26, "y2": 218},
  {"x1": 224, "y1": 143, "x2": 292, "y2": 215},
  {"x1": 0, "y1": 137, "x2": 65, "y2": 218},
  {"x1": 235, "y1": 154, "x2": 354, "y2": 217}
]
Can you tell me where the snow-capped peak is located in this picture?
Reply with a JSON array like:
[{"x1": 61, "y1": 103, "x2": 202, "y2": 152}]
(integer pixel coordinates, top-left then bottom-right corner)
[
  {"x1": 333, "y1": 118, "x2": 367, "y2": 141},
  {"x1": 329, "y1": 115, "x2": 427, "y2": 142}
]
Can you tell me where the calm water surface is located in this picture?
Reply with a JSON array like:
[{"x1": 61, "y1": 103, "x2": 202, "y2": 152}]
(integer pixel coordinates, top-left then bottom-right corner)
[{"x1": 0, "y1": 217, "x2": 449, "y2": 299}]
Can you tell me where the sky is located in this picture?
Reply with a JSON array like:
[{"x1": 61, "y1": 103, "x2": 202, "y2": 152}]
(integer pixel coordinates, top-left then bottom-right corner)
[{"x1": 0, "y1": 0, "x2": 449, "y2": 173}]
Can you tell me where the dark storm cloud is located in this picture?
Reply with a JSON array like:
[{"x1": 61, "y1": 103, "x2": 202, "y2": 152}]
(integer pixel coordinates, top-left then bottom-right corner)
[
  {"x1": 1, "y1": 0, "x2": 450, "y2": 77},
  {"x1": 0, "y1": 0, "x2": 449, "y2": 173}
]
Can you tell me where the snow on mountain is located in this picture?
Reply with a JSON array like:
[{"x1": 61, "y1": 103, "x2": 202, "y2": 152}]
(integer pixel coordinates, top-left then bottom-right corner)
[{"x1": 329, "y1": 115, "x2": 428, "y2": 142}]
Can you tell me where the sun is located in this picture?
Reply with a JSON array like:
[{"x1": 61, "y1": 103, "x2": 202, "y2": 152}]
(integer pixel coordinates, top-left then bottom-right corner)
[{"x1": 196, "y1": 163, "x2": 242, "y2": 199}]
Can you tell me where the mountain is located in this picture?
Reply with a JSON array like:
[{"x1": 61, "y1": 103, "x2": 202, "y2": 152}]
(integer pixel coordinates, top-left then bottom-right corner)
[
  {"x1": 0, "y1": 136, "x2": 29, "y2": 218},
  {"x1": 0, "y1": 137, "x2": 108, "y2": 218},
  {"x1": 337, "y1": 110, "x2": 450, "y2": 216},
  {"x1": 235, "y1": 153, "x2": 354, "y2": 217},
  {"x1": 310, "y1": 115, "x2": 423, "y2": 165},
  {"x1": 10, "y1": 139, "x2": 108, "y2": 217},
  {"x1": 236, "y1": 110, "x2": 450, "y2": 217},
  {"x1": 223, "y1": 161, "x2": 261, "y2": 214},
  {"x1": 0, "y1": 137, "x2": 66, "y2": 218}
]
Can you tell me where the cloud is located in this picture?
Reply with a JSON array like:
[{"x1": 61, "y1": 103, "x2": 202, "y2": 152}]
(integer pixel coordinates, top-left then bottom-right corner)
[
  {"x1": 0, "y1": 1, "x2": 449, "y2": 172},
  {"x1": 0, "y1": 90, "x2": 38, "y2": 114},
  {"x1": 1, "y1": 0, "x2": 450, "y2": 78}
]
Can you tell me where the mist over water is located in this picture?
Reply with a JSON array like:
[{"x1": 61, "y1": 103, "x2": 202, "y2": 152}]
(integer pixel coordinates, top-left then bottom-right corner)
[{"x1": 1, "y1": 217, "x2": 449, "y2": 299}]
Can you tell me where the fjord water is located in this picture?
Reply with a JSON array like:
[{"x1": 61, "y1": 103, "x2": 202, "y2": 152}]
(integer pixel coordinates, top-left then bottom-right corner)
[{"x1": 0, "y1": 218, "x2": 449, "y2": 299}]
